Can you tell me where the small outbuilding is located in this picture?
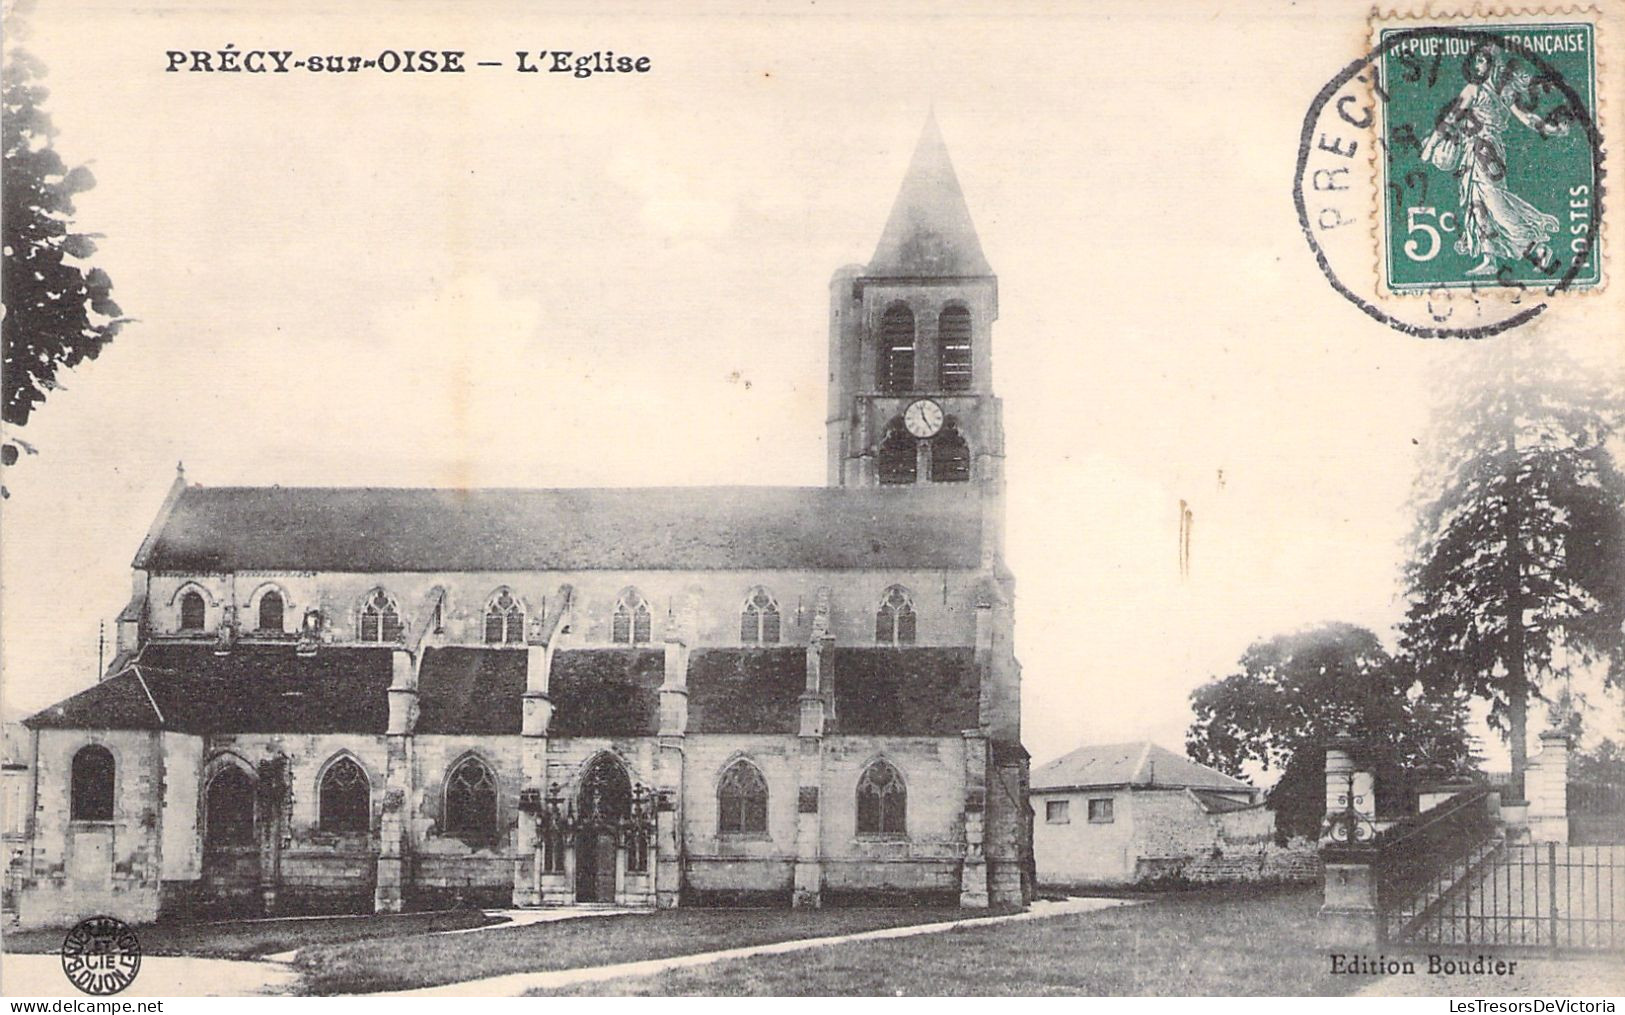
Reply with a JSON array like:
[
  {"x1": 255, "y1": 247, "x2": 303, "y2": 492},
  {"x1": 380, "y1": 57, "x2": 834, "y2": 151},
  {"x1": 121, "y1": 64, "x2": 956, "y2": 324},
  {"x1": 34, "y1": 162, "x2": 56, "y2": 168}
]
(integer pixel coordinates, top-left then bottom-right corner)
[{"x1": 1031, "y1": 741, "x2": 1268, "y2": 886}]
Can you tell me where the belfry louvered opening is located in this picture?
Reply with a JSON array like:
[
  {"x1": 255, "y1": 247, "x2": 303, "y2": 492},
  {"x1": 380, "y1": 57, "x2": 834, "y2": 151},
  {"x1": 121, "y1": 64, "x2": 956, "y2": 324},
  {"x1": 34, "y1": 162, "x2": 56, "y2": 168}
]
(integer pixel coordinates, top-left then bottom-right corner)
[{"x1": 937, "y1": 305, "x2": 973, "y2": 390}]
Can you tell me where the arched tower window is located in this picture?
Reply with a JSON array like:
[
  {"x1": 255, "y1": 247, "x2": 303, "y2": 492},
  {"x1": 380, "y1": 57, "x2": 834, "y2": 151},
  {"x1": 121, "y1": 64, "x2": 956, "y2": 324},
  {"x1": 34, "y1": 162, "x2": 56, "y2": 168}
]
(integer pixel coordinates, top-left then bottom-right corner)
[
  {"x1": 357, "y1": 589, "x2": 402, "y2": 643},
  {"x1": 70, "y1": 745, "x2": 114, "y2": 822},
  {"x1": 179, "y1": 590, "x2": 206, "y2": 632},
  {"x1": 875, "y1": 585, "x2": 917, "y2": 645},
  {"x1": 612, "y1": 589, "x2": 652, "y2": 645},
  {"x1": 717, "y1": 759, "x2": 769, "y2": 835},
  {"x1": 938, "y1": 305, "x2": 973, "y2": 390},
  {"x1": 257, "y1": 590, "x2": 285, "y2": 633},
  {"x1": 856, "y1": 759, "x2": 907, "y2": 835},
  {"x1": 484, "y1": 589, "x2": 525, "y2": 645},
  {"x1": 740, "y1": 587, "x2": 781, "y2": 644},
  {"x1": 878, "y1": 304, "x2": 915, "y2": 394},
  {"x1": 877, "y1": 420, "x2": 917, "y2": 485},
  {"x1": 318, "y1": 757, "x2": 370, "y2": 835},
  {"x1": 205, "y1": 766, "x2": 256, "y2": 846},
  {"x1": 445, "y1": 756, "x2": 499, "y2": 844},
  {"x1": 930, "y1": 421, "x2": 971, "y2": 483}
]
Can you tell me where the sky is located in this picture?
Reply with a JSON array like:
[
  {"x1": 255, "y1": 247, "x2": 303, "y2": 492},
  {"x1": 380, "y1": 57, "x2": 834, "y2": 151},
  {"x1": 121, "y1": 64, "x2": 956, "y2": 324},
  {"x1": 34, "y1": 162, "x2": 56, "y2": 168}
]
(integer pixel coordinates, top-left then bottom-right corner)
[{"x1": 2, "y1": 0, "x2": 1620, "y2": 774}]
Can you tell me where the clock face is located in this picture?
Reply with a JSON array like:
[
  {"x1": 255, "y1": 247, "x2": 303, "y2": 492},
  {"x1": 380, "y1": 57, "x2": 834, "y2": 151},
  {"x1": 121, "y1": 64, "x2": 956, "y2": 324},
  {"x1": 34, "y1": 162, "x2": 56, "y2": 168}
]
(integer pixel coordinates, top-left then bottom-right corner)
[{"x1": 903, "y1": 399, "x2": 945, "y2": 438}]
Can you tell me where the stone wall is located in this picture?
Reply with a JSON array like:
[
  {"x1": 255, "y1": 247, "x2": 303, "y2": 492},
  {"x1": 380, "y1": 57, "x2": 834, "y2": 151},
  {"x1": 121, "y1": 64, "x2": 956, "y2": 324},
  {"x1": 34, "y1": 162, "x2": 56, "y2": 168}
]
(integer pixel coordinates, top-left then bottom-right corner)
[
  {"x1": 146, "y1": 567, "x2": 985, "y2": 650},
  {"x1": 16, "y1": 729, "x2": 167, "y2": 929}
]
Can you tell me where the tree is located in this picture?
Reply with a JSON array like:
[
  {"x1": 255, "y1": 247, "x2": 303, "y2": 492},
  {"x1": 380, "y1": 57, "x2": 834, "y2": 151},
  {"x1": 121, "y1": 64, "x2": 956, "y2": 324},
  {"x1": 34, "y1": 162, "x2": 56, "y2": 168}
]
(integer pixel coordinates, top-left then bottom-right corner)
[
  {"x1": 2, "y1": 35, "x2": 129, "y2": 486},
  {"x1": 1400, "y1": 337, "x2": 1625, "y2": 800},
  {"x1": 1187, "y1": 623, "x2": 1477, "y2": 840}
]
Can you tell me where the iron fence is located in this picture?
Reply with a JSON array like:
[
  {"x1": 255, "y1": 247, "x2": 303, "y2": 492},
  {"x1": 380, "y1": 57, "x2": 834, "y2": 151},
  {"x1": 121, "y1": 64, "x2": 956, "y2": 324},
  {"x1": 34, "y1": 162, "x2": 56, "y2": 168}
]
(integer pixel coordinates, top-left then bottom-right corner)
[{"x1": 1396, "y1": 842, "x2": 1623, "y2": 952}]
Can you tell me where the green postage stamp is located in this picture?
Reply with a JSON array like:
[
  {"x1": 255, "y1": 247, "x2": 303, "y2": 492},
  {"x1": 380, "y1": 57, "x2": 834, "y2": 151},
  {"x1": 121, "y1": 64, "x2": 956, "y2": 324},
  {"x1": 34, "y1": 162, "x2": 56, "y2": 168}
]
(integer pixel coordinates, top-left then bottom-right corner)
[{"x1": 1376, "y1": 20, "x2": 1600, "y2": 292}]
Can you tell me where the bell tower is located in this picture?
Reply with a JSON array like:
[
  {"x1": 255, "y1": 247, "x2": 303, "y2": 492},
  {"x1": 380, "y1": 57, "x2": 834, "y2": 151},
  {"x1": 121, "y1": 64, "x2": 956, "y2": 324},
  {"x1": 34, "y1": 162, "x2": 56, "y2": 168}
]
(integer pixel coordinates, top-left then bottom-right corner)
[{"x1": 827, "y1": 113, "x2": 1001, "y2": 490}]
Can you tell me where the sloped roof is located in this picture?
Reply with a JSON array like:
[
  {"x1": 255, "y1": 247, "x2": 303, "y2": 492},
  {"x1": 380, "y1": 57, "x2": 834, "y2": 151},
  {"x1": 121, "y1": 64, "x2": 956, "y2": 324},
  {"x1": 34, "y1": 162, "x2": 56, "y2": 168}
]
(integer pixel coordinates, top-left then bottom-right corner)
[
  {"x1": 416, "y1": 647, "x2": 526, "y2": 735},
  {"x1": 831, "y1": 647, "x2": 980, "y2": 736},
  {"x1": 25, "y1": 643, "x2": 393, "y2": 734},
  {"x1": 688, "y1": 648, "x2": 807, "y2": 734},
  {"x1": 867, "y1": 114, "x2": 992, "y2": 278},
  {"x1": 1031, "y1": 741, "x2": 1253, "y2": 793},
  {"x1": 136, "y1": 484, "x2": 984, "y2": 573},
  {"x1": 548, "y1": 649, "x2": 665, "y2": 738},
  {"x1": 1190, "y1": 788, "x2": 1259, "y2": 814}
]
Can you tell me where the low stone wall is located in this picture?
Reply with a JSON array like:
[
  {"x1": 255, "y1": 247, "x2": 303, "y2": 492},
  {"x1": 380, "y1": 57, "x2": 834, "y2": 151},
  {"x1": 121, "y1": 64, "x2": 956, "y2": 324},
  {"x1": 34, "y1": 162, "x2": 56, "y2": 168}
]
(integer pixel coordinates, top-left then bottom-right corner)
[{"x1": 1135, "y1": 838, "x2": 1323, "y2": 886}]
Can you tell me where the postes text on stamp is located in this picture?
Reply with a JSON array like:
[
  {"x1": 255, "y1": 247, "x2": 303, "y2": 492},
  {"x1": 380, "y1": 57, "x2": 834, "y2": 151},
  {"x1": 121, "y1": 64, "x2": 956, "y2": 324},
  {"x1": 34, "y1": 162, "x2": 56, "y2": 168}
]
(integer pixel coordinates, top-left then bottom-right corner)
[{"x1": 1378, "y1": 23, "x2": 1600, "y2": 292}]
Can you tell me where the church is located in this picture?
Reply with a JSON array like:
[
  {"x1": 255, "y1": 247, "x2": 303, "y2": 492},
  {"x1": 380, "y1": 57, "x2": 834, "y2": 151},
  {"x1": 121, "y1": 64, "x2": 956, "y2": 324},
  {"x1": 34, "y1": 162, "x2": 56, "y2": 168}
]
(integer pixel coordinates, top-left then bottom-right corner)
[{"x1": 11, "y1": 117, "x2": 1033, "y2": 928}]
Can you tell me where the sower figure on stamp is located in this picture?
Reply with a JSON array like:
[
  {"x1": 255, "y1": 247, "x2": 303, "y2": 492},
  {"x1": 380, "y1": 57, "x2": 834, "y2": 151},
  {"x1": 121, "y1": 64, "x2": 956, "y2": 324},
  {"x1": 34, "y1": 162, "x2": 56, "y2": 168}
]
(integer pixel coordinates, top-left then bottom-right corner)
[{"x1": 1422, "y1": 43, "x2": 1569, "y2": 276}]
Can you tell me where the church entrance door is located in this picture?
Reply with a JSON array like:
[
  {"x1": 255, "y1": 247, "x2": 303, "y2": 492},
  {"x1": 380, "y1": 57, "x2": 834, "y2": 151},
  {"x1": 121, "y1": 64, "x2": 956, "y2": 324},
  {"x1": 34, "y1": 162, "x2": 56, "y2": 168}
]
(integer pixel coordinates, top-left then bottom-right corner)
[{"x1": 575, "y1": 755, "x2": 631, "y2": 903}]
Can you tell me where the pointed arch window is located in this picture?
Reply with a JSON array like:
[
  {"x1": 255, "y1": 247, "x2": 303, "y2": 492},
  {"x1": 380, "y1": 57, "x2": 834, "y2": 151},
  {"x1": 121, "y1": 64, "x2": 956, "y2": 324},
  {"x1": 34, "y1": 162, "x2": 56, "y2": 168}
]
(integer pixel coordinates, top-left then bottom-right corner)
[
  {"x1": 878, "y1": 304, "x2": 915, "y2": 394},
  {"x1": 612, "y1": 589, "x2": 652, "y2": 645},
  {"x1": 740, "y1": 587, "x2": 781, "y2": 644},
  {"x1": 877, "y1": 421, "x2": 917, "y2": 485},
  {"x1": 484, "y1": 589, "x2": 525, "y2": 645},
  {"x1": 70, "y1": 745, "x2": 115, "y2": 822},
  {"x1": 718, "y1": 760, "x2": 769, "y2": 835},
  {"x1": 875, "y1": 585, "x2": 917, "y2": 646},
  {"x1": 445, "y1": 756, "x2": 499, "y2": 844},
  {"x1": 318, "y1": 757, "x2": 370, "y2": 835},
  {"x1": 857, "y1": 760, "x2": 907, "y2": 836},
  {"x1": 205, "y1": 766, "x2": 256, "y2": 846},
  {"x1": 358, "y1": 589, "x2": 402, "y2": 643},
  {"x1": 938, "y1": 305, "x2": 973, "y2": 390},
  {"x1": 179, "y1": 590, "x2": 206, "y2": 632},
  {"x1": 930, "y1": 421, "x2": 971, "y2": 483},
  {"x1": 257, "y1": 590, "x2": 285, "y2": 633}
]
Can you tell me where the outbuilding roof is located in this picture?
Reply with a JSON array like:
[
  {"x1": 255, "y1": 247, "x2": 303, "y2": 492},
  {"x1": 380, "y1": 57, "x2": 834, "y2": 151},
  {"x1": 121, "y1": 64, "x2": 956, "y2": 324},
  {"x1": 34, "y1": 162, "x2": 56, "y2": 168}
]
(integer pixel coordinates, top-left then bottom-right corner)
[
  {"x1": 135, "y1": 484, "x2": 985, "y2": 573},
  {"x1": 1031, "y1": 741, "x2": 1253, "y2": 793}
]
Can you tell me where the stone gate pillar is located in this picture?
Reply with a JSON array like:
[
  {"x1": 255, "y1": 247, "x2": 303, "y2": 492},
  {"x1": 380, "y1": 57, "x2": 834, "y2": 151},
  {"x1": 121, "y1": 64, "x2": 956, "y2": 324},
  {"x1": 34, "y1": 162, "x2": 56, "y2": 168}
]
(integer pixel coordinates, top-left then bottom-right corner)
[
  {"x1": 1320, "y1": 737, "x2": 1379, "y2": 944},
  {"x1": 1527, "y1": 729, "x2": 1570, "y2": 844}
]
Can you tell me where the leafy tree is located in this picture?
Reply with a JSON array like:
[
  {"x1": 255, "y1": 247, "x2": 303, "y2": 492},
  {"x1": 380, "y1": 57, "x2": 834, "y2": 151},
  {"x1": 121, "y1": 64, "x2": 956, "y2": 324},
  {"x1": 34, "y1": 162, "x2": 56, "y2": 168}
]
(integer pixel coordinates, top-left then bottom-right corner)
[
  {"x1": 2, "y1": 38, "x2": 129, "y2": 485},
  {"x1": 1400, "y1": 337, "x2": 1625, "y2": 800},
  {"x1": 1187, "y1": 623, "x2": 1477, "y2": 840}
]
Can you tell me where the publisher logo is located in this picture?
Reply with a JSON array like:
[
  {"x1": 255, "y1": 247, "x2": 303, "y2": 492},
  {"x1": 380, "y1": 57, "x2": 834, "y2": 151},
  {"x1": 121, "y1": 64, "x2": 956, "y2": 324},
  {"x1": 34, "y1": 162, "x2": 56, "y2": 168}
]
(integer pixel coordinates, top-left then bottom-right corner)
[{"x1": 60, "y1": 916, "x2": 142, "y2": 996}]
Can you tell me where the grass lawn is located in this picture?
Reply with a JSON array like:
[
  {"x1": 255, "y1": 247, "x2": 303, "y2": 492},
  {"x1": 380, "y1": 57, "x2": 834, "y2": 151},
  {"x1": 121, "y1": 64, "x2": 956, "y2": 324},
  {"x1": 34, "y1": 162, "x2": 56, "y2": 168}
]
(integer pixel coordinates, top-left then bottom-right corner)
[
  {"x1": 2, "y1": 908, "x2": 498, "y2": 960},
  {"x1": 294, "y1": 905, "x2": 1012, "y2": 994},
  {"x1": 534, "y1": 886, "x2": 1362, "y2": 996}
]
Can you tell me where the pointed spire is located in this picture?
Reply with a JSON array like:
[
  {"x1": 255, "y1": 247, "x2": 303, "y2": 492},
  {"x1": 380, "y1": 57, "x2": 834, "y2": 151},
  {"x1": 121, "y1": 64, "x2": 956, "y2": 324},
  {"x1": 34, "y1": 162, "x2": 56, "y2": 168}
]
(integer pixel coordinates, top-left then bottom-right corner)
[{"x1": 867, "y1": 113, "x2": 991, "y2": 278}]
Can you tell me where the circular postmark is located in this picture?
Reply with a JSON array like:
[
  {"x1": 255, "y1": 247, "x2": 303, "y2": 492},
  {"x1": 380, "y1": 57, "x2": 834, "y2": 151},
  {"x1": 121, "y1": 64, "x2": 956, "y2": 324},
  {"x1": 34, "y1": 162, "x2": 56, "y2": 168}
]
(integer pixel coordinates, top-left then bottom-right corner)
[
  {"x1": 1295, "y1": 23, "x2": 1604, "y2": 338},
  {"x1": 60, "y1": 915, "x2": 142, "y2": 996}
]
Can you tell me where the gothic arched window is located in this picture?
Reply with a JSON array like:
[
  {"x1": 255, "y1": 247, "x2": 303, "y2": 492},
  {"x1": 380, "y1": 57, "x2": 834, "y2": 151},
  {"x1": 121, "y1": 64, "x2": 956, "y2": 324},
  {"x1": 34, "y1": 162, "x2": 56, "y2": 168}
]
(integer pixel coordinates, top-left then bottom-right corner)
[
  {"x1": 878, "y1": 304, "x2": 915, "y2": 394},
  {"x1": 179, "y1": 590, "x2": 206, "y2": 632},
  {"x1": 856, "y1": 759, "x2": 907, "y2": 836},
  {"x1": 875, "y1": 585, "x2": 917, "y2": 646},
  {"x1": 257, "y1": 590, "x2": 285, "y2": 633},
  {"x1": 70, "y1": 745, "x2": 115, "y2": 822},
  {"x1": 877, "y1": 421, "x2": 917, "y2": 485},
  {"x1": 205, "y1": 766, "x2": 256, "y2": 846},
  {"x1": 357, "y1": 589, "x2": 402, "y2": 643},
  {"x1": 318, "y1": 757, "x2": 370, "y2": 835},
  {"x1": 612, "y1": 589, "x2": 652, "y2": 645},
  {"x1": 718, "y1": 760, "x2": 769, "y2": 835},
  {"x1": 930, "y1": 421, "x2": 971, "y2": 483},
  {"x1": 740, "y1": 587, "x2": 781, "y2": 644},
  {"x1": 445, "y1": 756, "x2": 499, "y2": 844},
  {"x1": 484, "y1": 589, "x2": 525, "y2": 645},
  {"x1": 938, "y1": 305, "x2": 973, "y2": 390}
]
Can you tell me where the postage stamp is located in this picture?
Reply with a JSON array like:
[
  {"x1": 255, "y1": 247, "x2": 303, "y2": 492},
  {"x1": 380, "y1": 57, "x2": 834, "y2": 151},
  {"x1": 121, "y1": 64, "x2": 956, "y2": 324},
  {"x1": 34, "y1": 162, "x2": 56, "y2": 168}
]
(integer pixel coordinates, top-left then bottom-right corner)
[
  {"x1": 1295, "y1": 8, "x2": 1606, "y2": 338},
  {"x1": 1376, "y1": 21, "x2": 1600, "y2": 292}
]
